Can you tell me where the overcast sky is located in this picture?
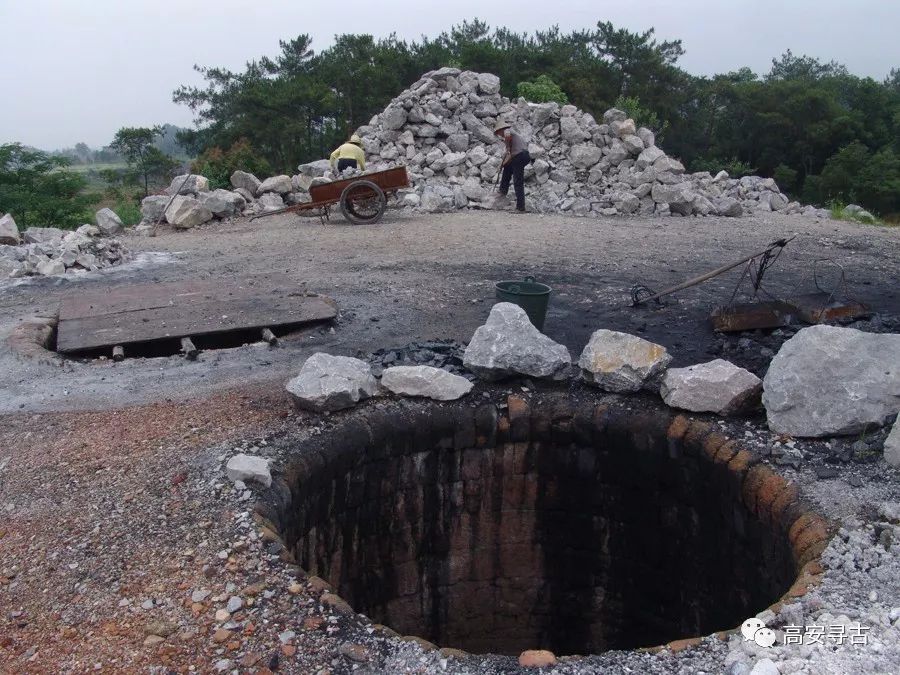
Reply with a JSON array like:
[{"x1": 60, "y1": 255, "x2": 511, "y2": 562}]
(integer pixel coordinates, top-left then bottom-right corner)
[{"x1": 1, "y1": 0, "x2": 897, "y2": 150}]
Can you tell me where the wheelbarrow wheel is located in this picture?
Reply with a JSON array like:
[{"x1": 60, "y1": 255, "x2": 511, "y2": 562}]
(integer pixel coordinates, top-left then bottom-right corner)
[{"x1": 339, "y1": 180, "x2": 386, "y2": 224}]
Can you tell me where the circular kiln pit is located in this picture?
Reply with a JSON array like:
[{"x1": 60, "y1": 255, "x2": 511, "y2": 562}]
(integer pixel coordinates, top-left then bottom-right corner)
[{"x1": 257, "y1": 393, "x2": 829, "y2": 657}]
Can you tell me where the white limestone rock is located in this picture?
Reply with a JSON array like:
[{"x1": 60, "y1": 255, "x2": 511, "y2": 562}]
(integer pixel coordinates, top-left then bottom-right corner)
[
  {"x1": 165, "y1": 174, "x2": 209, "y2": 195},
  {"x1": 661, "y1": 359, "x2": 762, "y2": 415},
  {"x1": 463, "y1": 303, "x2": 571, "y2": 380},
  {"x1": 579, "y1": 329, "x2": 672, "y2": 393},
  {"x1": 0, "y1": 213, "x2": 20, "y2": 245},
  {"x1": 230, "y1": 170, "x2": 262, "y2": 194},
  {"x1": 257, "y1": 175, "x2": 293, "y2": 196},
  {"x1": 762, "y1": 325, "x2": 900, "y2": 437},
  {"x1": 165, "y1": 195, "x2": 213, "y2": 229},
  {"x1": 198, "y1": 189, "x2": 246, "y2": 218},
  {"x1": 285, "y1": 353, "x2": 378, "y2": 413},
  {"x1": 95, "y1": 207, "x2": 124, "y2": 236},
  {"x1": 381, "y1": 365, "x2": 473, "y2": 401},
  {"x1": 225, "y1": 453, "x2": 271, "y2": 487},
  {"x1": 140, "y1": 195, "x2": 170, "y2": 223}
]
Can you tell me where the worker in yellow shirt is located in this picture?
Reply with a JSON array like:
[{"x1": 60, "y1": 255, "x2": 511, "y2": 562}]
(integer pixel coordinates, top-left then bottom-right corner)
[{"x1": 329, "y1": 134, "x2": 366, "y2": 173}]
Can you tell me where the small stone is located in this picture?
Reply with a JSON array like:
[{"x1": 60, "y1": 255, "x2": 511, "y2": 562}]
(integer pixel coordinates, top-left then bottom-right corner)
[
  {"x1": 287, "y1": 583, "x2": 302, "y2": 595},
  {"x1": 191, "y1": 589, "x2": 211, "y2": 603},
  {"x1": 749, "y1": 658, "x2": 779, "y2": 675},
  {"x1": 215, "y1": 609, "x2": 231, "y2": 622},
  {"x1": 518, "y1": 649, "x2": 557, "y2": 667},
  {"x1": 212, "y1": 628, "x2": 232, "y2": 643},
  {"x1": 225, "y1": 454, "x2": 271, "y2": 487},
  {"x1": 143, "y1": 619, "x2": 177, "y2": 638},
  {"x1": 226, "y1": 596, "x2": 243, "y2": 613},
  {"x1": 143, "y1": 635, "x2": 165, "y2": 647},
  {"x1": 339, "y1": 643, "x2": 372, "y2": 662},
  {"x1": 140, "y1": 599, "x2": 154, "y2": 610},
  {"x1": 814, "y1": 466, "x2": 839, "y2": 480},
  {"x1": 279, "y1": 630, "x2": 296, "y2": 644}
]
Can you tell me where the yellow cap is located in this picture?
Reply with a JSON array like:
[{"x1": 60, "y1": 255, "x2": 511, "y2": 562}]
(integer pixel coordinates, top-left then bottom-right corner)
[{"x1": 349, "y1": 134, "x2": 362, "y2": 145}]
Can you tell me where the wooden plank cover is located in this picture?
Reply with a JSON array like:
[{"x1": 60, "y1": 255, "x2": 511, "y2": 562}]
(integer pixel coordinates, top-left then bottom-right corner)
[{"x1": 56, "y1": 276, "x2": 336, "y2": 353}]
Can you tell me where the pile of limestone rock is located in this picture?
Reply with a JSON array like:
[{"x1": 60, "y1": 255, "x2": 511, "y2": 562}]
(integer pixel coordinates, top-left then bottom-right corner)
[
  {"x1": 351, "y1": 67, "x2": 830, "y2": 218},
  {"x1": 282, "y1": 302, "x2": 900, "y2": 458},
  {"x1": 0, "y1": 211, "x2": 130, "y2": 279}
]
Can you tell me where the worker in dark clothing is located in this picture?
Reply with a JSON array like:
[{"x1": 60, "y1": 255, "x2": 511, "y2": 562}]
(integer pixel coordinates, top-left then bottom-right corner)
[
  {"x1": 329, "y1": 134, "x2": 366, "y2": 173},
  {"x1": 494, "y1": 120, "x2": 530, "y2": 212}
]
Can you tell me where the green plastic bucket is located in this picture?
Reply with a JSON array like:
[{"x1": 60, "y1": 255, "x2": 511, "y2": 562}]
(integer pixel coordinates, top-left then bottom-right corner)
[{"x1": 495, "y1": 276, "x2": 552, "y2": 331}]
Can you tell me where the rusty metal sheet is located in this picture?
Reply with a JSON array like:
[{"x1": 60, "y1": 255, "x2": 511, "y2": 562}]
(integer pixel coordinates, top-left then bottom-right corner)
[
  {"x1": 710, "y1": 301, "x2": 800, "y2": 333},
  {"x1": 56, "y1": 276, "x2": 337, "y2": 353},
  {"x1": 786, "y1": 293, "x2": 871, "y2": 325}
]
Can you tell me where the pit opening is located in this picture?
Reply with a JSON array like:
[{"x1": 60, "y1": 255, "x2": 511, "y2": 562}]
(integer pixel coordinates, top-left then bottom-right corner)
[{"x1": 260, "y1": 393, "x2": 828, "y2": 657}]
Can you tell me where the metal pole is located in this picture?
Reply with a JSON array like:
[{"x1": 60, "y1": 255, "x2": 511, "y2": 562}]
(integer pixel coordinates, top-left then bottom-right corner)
[{"x1": 632, "y1": 236, "x2": 795, "y2": 306}]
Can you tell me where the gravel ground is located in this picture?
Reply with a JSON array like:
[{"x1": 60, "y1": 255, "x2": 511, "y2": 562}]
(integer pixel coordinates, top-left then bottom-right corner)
[{"x1": 1, "y1": 209, "x2": 899, "y2": 673}]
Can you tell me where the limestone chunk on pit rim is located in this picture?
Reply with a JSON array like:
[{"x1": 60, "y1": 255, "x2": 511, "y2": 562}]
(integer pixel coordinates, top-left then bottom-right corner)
[
  {"x1": 285, "y1": 352, "x2": 378, "y2": 413},
  {"x1": 225, "y1": 453, "x2": 272, "y2": 487},
  {"x1": 463, "y1": 302, "x2": 571, "y2": 381},
  {"x1": 885, "y1": 418, "x2": 900, "y2": 468},
  {"x1": 381, "y1": 365, "x2": 473, "y2": 401},
  {"x1": 579, "y1": 329, "x2": 672, "y2": 393},
  {"x1": 762, "y1": 325, "x2": 900, "y2": 437},
  {"x1": 660, "y1": 359, "x2": 762, "y2": 416}
]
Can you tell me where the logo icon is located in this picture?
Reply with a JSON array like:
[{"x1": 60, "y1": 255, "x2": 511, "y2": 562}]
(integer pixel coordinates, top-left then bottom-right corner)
[{"x1": 741, "y1": 618, "x2": 766, "y2": 642}]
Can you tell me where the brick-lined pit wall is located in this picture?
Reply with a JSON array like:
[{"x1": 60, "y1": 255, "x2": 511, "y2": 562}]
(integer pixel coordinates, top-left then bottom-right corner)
[{"x1": 258, "y1": 393, "x2": 828, "y2": 657}]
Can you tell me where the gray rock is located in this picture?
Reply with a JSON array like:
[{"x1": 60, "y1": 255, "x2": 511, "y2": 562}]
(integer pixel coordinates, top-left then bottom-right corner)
[
  {"x1": 257, "y1": 175, "x2": 293, "y2": 196},
  {"x1": 37, "y1": 259, "x2": 65, "y2": 276},
  {"x1": 95, "y1": 207, "x2": 124, "y2": 235},
  {"x1": 165, "y1": 174, "x2": 209, "y2": 196},
  {"x1": 661, "y1": 359, "x2": 762, "y2": 415},
  {"x1": 602, "y1": 108, "x2": 627, "y2": 124},
  {"x1": 198, "y1": 189, "x2": 245, "y2": 218},
  {"x1": 285, "y1": 353, "x2": 378, "y2": 413},
  {"x1": 140, "y1": 195, "x2": 170, "y2": 223},
  {"x1": 230, "y1": 170, "x2": 262, "y2": 194},
  {"x1": 620, "y1": 134, "x2": 645, "y2": 155},
  {"x1": 296, "y1": 160, "x2": 331, "y2": 178},
  {"x1": 463, "y1": 303, "x2": 571, "y2": 380},
  {"x1": 762, "y1": 325, "x2": 900, "y2": 437},
  {"x1": 257, "y1": 193, "x2": 285, "y2": 211},
  {"x1": 637, "y1": 127, "x2": 655, "y2": 148},
  {"x1": 560, "y1": 117, "x2": 588, "y2": 144},
  {"x1": 381, "y1": 105, "x2": 408, "y2": 130},
  {"x1": 0, "y1": 213, "x2": 20, "y2": 245},
  {"x1": 568, "y1": 143, "x2": 602, "y2": 169},
  {"x1": 579, "y1": 329, "x2": 672, "y2": 393},
  {"x1": 381, "y1": 365, "x2": 473, "y2": 401},
  {"x1": 165, "y1": 195, "x2": 213, "y2": 229},
  {"x1": 714, "y1": 197, "x2": 743, "y2": 217},
  {"x1": 233, "y1": 187, "x2": 255, "y2": 203},
  {"x1": 446, "y1": 133, "x2": 470, "y2": 152},
  {"x1": 477, "y1": 72, "x2": 501, "y2": 95},
  {"x1": 653, "y1": 156, "x2": 686, "y2": 174},
  {"x1": 885, "y1": 418, "x2": 900, "y2": 468},
  {"x1": 225, "y1": 453, "x2": 271, "y2": 487},
  {"x1": 611, "y1": 118, "x2": 637, "y2": 138},
  {"x1": 713, "y1": 170, "x2": 729, "y2": 182}
]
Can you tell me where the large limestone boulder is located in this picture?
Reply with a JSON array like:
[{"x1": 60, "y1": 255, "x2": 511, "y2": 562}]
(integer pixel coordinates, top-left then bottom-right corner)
[
  {"x1": 297, "y1": 160, "x2": 331, "y2": 177},
  {"x1": 381, "y1": 365, "x2": 473, "y2": 401},
  {"x1": 198, "y1": 189, "x2": 246, "y2": 218},
  {"x1": 0, "y1": 213, "x2": 20, "y2": 245},
  {"x1": 762, "y1": 325, "x2": 900, "y2": 437},
  {"x1": 569, "y1": 143, "x2": 602, "y2": 169},
  {"x1": 579, "y1": 329, "x2": 672, "y2": 393},
  {"x1": 258, "y1": 193, "x2": 285, "y2": 211},
  {"x1": 230, "y1": 170, "x2": 262, "y2": 195},
  {"x1": 381, "y1": 105, "x2": 408, "y2": 130},
  {"x1": 140, "y1": 195, "x2": 170, "y2": 223},
  {"x1": 165, "y1": 174, "x2": 209, "y2": 196},
  {"x1": 165, "y1": 195, "x2": 213, "y2": 229},
  {"x1": 463, "y1": 303, "x2": 571, "y2": 380},
  {"x1": 257, "y1": 175, "x2": 293, "y2": 196},
  {"x1": 285, "y1": 353, "x2": 378, "y2": 413},
  {"x1": 477, "y1": 72, "x2": 501, "y2": 95},
  {"x1": 94, "y1": 207, "x2": 123, "y2": 236},
  {"x1": 661, "y1": 359, "x2": 762, "y2": 415}
]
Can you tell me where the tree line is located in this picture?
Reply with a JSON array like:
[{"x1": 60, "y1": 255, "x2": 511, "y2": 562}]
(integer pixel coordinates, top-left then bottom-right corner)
[{"x1": 173, "y1": 20, "x2": 900, "y2": 218}]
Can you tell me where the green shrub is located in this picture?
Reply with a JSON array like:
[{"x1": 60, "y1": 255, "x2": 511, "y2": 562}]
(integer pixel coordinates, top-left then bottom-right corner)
[
  {"x1": 689, "y1": 156, "x2": 754, "y2": 178},
  {"x1": 517, "y1": 75, "x2": 569, "y2": 105},
  {"x1": 112, "y1": 200, "x2": 142, "y2": 226},
  {"x1": 0, "y1": 143, "x2": 99, "y2": 228},
  {"x1": 773, "y1": 163, "x2": 798, "y2": 193},
  {"x1": 191, "y1": 139, "x2": 272, "y2": 189}
]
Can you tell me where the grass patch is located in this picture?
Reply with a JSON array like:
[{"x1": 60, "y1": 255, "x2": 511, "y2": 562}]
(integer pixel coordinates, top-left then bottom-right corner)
[{"x1": 828, "y1": 200, "x2": 882, "y2": 225}]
